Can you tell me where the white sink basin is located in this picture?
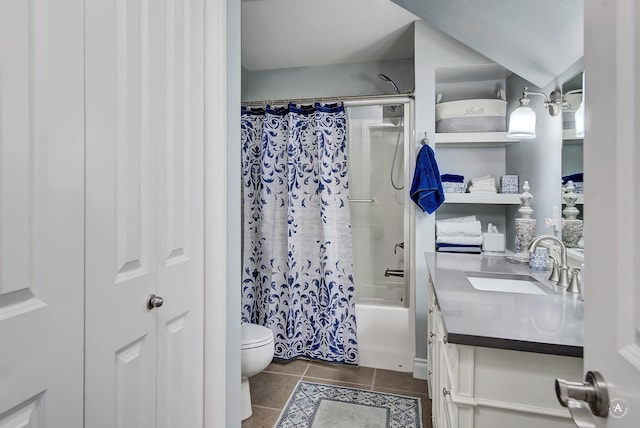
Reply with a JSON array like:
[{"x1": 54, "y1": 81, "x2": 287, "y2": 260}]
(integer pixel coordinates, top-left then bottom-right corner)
[{"x1": 464, "y1": 272, "x2": 551, "y2": 295}]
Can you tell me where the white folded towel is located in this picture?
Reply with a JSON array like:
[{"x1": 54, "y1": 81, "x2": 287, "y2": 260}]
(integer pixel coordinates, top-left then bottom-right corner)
[
  {"x1": 437, "y1": 215, "x2": 477, "y2": 223},
  {"x1": 469, "y1": 176, "x2": 497, "y2": 192},
  {"x1": 436, "y1": 236, "x2": 484, "y2": 245},
  {"x1": 470, "y1": 174, "x2": 493, "y2": 184},
  {"x1": 436, "y1": 220, "x2": 482, "y2": 237},
  {"x1": 471, "y1": 178, "x2": 495, "y2": 185},
  {"x1": 469, "y1": 183, "x2": 496, "y2": 189},
  {"x1": 469, "y1": 187, "x2": 497, "y2": 193}
]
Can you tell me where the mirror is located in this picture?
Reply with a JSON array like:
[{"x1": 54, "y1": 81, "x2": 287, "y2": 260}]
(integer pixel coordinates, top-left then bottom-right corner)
[{"x1": 561, "y1": 71, "x2": 584, "y2": 258}]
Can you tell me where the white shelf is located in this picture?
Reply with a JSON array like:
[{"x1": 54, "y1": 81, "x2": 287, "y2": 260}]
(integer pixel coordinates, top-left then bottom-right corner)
[
  {"x1": 435, "y1": 132, "x2": 517, "y2": 147},
  {"x1": 443, "y1": 193, "x2": 521, "y2": 204}
]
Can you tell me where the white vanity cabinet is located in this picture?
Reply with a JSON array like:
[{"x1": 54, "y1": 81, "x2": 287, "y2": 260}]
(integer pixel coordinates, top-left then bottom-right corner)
[{"x1": 427, "y1": 276, "x2": 584, "y2": 428}]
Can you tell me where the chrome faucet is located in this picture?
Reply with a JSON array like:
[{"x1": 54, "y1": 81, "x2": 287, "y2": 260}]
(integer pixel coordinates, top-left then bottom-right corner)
[{"x1": 528, "y1": 235, "x2": 570, "y2": 288}]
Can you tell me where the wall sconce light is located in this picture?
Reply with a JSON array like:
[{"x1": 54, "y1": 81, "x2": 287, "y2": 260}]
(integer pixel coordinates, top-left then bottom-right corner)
[
  {"x1": 507, "y1": 87, "x2": 563, "y2": 139},
  {"x1": 565, "y1": 88, "x2": 585, "y2": 138}
]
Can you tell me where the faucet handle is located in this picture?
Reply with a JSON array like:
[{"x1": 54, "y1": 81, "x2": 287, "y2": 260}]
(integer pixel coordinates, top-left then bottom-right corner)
[
  {"x1": 548, "y1": 255, "x2": 560, "y2": 283},
  {"x1": 567, "y1": 268, "x2": 581, "y2": 293}
]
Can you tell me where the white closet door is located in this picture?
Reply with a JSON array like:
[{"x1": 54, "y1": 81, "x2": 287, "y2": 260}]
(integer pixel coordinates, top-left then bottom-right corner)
[
  {"x1": 155, "y1": 0, "x2": 205, "y2": 427},
  {"x1": 85, "y1": 0, "x2": 158, "y2": 426},
  {"x1": 84, "y1": 0, "x2": 205, "y2": 426},
  {"x1": 0, "y1": 0, "x2": 85, "y2": 426}
]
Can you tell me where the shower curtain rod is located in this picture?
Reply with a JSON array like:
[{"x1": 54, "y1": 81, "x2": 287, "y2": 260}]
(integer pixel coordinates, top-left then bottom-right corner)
[{"x1": 241, "y1": 92, "x2": 414, "y2": 107}]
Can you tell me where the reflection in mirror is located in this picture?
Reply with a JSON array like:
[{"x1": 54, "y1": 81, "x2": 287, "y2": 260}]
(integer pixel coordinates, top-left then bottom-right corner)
[{"x1": 562, "y1": 72, "x2": 584, "y2": 255}]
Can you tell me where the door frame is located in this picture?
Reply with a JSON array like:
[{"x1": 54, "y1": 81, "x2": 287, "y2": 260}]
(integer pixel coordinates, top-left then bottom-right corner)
[{"x1": 203, "y1": 0, "x2": 241, "y2": 427}]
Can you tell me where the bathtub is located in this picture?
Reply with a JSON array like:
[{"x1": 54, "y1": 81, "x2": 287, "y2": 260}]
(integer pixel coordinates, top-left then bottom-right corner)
[{"x1": 355, "y1": 302, "x2": 414, "y2": 373}]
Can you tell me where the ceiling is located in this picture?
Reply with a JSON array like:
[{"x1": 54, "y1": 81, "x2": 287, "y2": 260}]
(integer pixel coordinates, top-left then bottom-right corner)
[
  {"x1": 241, "y1": 0, "x2": 584, "y2": 88},
  {"x1": 241, "y1": 0, "x2": 418, "y2": 71}
]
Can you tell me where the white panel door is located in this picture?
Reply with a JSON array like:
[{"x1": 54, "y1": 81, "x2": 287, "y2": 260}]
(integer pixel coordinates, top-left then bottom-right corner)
[
  {"x1": 85, "y1": 0, "x2": 158, "y2": 426},
  {"x1": 155, "y1": 0, "x2": 204, "y2": 427},
  {"x1": 0, "y1": 0, "x2": 85, "y2": 426},
  {"x1": 85, "y1": 0, "x2": 204, "y2": 426},
  {"x1": 578, "y1": 0, "x2": 640, "y2": 426}
]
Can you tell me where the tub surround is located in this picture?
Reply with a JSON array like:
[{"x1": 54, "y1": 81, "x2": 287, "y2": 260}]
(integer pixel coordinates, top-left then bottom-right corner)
[{"x1": 425, "y1": 251, "x2": 583, "y2": 357}]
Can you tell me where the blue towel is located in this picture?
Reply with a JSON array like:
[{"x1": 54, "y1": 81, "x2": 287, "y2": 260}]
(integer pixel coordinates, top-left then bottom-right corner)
[
  {"x1": 410, "y1": 144, "x2": 444, "y2": 214},
  {"x1": 562, "y1": 173, "x2": 584, "y2": 184},
  {"x1": 441, "y1": 174, "x2": 465, "y2": 183}
]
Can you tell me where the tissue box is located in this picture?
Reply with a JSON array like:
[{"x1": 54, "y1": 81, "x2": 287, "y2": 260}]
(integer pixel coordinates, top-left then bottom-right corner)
[
  {"x1": 482, "y1": 232, "x2": 505, "y2": 252},
  {"x1": 501, "y1": 175, "x2": 519, "y2": 194}
]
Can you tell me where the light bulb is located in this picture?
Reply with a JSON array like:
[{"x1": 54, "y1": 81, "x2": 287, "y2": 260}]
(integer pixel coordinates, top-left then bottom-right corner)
[
  {"x1": 574, "y1": 102, "x2": 585, "y2": 138},
  {"x1": 507, "y1": 105, "x2": 537, "y2": 139}
]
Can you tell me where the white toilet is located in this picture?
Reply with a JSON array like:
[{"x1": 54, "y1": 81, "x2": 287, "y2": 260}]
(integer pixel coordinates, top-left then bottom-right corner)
[{"x1": 241, "y1": 322, "x2": 275, "y2": 420}]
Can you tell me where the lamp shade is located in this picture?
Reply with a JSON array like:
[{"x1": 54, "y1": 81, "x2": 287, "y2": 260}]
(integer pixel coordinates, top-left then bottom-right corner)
[
  {"x1": 507, "y1": 105, "x2": 537, "y2": 139},
  {"x1": 574, "y1": 102, "x2": 585, "y2": 138}
]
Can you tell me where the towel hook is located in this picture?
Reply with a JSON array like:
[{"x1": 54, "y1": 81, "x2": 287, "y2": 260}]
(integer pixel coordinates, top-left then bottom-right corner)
[{"x1": 421, "y1": 132, "x2": 430, "y2": 146}]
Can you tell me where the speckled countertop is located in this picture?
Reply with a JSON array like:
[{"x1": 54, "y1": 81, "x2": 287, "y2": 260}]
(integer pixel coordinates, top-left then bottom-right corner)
[{"x1": 426, "y1": 252, "x2": 584, "y2": 358}]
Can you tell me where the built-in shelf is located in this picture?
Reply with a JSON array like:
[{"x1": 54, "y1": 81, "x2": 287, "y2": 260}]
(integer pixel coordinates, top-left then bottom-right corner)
[
  {"x1": 443, "y1": 193, "x2": 521, "y2": 204},
  {"x1": 435, "y1": 132, "x2": 517, "y2": 147}
]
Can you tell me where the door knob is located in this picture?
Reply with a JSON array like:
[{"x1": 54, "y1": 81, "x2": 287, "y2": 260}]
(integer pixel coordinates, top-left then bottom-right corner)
[
  {"x1": 556, "y1": 371, "x2": 609, "y2": 425},
  {"x1": 147, "y1": 294, "x2": 164, "y2": 309}
]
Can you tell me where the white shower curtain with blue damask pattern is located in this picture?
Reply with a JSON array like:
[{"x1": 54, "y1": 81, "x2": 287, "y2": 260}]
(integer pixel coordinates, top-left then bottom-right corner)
[{"x1": 241, "y1": 103, "x2": 358, "y2": 364}]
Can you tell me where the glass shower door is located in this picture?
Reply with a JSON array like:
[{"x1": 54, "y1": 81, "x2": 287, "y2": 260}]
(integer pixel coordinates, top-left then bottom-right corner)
[{"x1": 346, "y1": 103, "x2": 409, "y2": 306}]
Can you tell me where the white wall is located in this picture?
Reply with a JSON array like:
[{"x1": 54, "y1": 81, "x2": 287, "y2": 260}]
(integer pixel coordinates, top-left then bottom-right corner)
[
  {"x1": 241, "y1": 65, "x2": 249, "y2": 99},
  {"x1": 412, "y1": 20, "x2": 495, "y2": 360},
  {"x1": 504, "y1": 57, "x2": 583, "y2": 247},
  {"x1": 504, "y1": 75, "x2": 563, "y2": 243},
  {"x1": 242, "y1": 59, "x2": 414, "y2": 101}
]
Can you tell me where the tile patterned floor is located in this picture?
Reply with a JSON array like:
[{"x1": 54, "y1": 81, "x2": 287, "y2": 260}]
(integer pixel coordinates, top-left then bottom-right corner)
[{"x1": 242, "y1": 360, "x2": 433, "y2": 428}]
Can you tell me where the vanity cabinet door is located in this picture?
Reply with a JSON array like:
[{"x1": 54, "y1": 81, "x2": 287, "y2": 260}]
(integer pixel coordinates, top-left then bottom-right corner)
[
  {"x1": 432, "y1": 308, "x2": 454, "y2": 428},
  {"x1": 427, "y1": 276, "x2": 436, "y2": 399}
]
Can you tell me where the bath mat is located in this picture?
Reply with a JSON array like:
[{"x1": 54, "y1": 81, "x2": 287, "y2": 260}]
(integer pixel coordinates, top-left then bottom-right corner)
[{"x1": 275, "y1": 380, "x2": 422, "y2": 428}]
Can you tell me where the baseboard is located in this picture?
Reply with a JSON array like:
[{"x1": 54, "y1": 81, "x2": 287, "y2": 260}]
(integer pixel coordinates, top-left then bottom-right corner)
[{"x1": 413, "y1": 358, "x2": 428, "y2": 380}]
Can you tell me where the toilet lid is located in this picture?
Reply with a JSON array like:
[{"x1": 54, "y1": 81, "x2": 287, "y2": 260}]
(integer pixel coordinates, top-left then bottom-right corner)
[{"x1": 241, "y1": 323, "x2": 274, "y2": 349}]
